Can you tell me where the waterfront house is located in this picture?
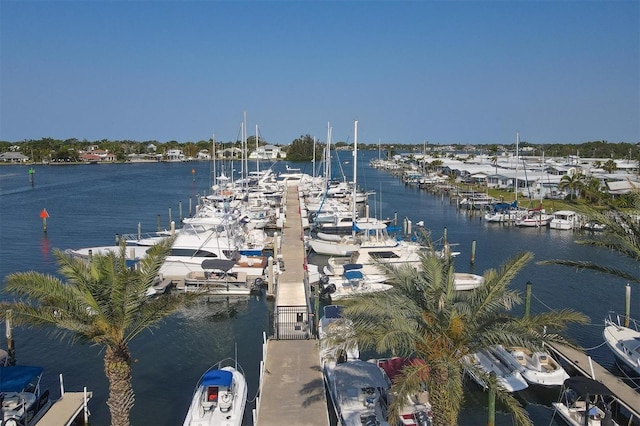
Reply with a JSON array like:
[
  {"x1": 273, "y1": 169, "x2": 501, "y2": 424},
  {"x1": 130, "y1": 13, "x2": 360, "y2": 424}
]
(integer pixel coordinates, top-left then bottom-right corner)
[{"x1": 0, "y1": 152, "x2": 30, "y2": 163}]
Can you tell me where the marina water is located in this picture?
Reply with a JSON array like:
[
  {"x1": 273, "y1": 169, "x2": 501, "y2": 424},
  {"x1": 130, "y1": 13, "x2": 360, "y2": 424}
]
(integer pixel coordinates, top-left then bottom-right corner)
[{"x1": 1, "y1": 152, "x2": 637, "y2": 425}]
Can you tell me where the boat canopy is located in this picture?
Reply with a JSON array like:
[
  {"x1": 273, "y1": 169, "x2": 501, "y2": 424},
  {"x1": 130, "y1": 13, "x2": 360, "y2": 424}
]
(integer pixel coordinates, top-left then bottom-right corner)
[
  {"x1": 377, "y1": 358, "x2": 428, "y2": 383},
  {"x1": 0, "y1": 365, "x2": 44, "y2": 393},
  {"x1": 201, "y1": 259, "x2": 237, "y2": 272},
  {"x1": 333, "y1": 360, "x2": 388, "y2": 390},
  {"x1": 563, "y1": 376, "x2": 613, "y2": 397},
  {"x1": 342, "y1": 264, "x2": 363, "y2": 271},
  {"x1": 201, "y1": 369, "x2": 233, "y2": 388}
]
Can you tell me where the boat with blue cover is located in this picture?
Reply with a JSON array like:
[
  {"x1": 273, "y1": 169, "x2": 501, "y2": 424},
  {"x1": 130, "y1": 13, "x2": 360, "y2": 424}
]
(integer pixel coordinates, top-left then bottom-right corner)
[
  {"x1": 1, "y1": 365, "x2": 52, "y2": 426},
  {"x1": 182, "y1": 358, "x2": 247, "y2": 426}
]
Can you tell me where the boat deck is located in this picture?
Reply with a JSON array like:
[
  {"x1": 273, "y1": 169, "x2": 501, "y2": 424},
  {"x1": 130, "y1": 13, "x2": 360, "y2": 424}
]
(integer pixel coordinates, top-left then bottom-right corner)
[{"x1": 547, "y1": 342, "x2": 640, "y2": 420}]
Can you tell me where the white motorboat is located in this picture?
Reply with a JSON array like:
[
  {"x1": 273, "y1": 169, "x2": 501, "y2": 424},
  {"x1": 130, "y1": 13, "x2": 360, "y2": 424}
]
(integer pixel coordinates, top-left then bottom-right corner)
[
  {"x1": 549, "y1": 210, "x2": 580, "y2": 230},
  {"x1": 491, "y1": 345, "x2": 569, "y2": 386},
  {"x1": 318, "y1": 268, "x2": 393, "y2": 300},
  {"x1": 1, "y1": 365, "x2": 52, "y2": 426},
  {"x1": 463, "y1": 347, "x2": 529, "y2": 392},
  {"x1": 552, "y1": 376, "x2": 618, "y2": 426},
  {"x1": 603, "y1": 313, "x2": 640, "y2": 378},
  {"x1": 374, "y1": 357, "x2": 433, "y2": 426},
  {"x1": 318, "y1": 305, "x2": 359, "y2": 369},
  {"x1": 324, "y1": 360, "x2": 390, "y2": 426},
  {"x1": 181, "y1": 259, "x2": 256, "y2": 296},
  {"x1": 514, "y1": 208, "x2": 553, "y2": 227},
  {"x1": 182, "y1": 358, "x2": 247, "y2": 426},
  {"x1": 452, "y1": 273, "x2": 485, "y2": 291}
]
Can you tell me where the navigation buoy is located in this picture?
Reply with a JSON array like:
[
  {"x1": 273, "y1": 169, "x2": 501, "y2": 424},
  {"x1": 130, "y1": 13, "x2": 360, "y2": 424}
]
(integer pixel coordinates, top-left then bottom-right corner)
[{"x1": 40, "y1": 208, "x2": 50, "y2": 232}]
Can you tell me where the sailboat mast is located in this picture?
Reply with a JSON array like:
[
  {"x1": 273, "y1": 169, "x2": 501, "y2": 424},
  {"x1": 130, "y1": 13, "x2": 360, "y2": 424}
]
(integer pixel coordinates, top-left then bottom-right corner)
[
  {"x1": 352, "y1": 120, "x2": 358, "y2": 238},
  {"x1": 255, "y1": 124, "x2": 259, "y2": 174},
  {"x1": 515, "y1": 132, "x2": 519, "y2": 202},
  {"x1": 212, "y1": 134, "x2": 216, "y2": 191}
]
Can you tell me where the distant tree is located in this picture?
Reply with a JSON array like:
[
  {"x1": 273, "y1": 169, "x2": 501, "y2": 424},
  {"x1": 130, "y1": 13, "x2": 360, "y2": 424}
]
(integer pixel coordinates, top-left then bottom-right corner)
[
  {"x1": 603, "y1": 159, "x2": 618, "y2": 173},
  {"x1": 286, "y1": 134, "x2": 320, "y2": 161}
]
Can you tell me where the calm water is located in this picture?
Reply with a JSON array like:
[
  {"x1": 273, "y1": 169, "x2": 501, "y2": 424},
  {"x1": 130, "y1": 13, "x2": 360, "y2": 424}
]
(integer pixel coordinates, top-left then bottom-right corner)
[{"x1": 0, "y1": 152, "x2": 638, "y2": 425}]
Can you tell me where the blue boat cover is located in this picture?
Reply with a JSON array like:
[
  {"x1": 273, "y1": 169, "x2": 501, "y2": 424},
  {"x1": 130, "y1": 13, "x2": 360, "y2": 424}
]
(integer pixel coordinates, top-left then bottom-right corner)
[
  {"x1": 323, "y1": 305, "x2": 343, "y2": 319},
  {"x1": 0, "y1": 366, "x2": 44, "y2": 392},
  {"x1": 201, "y1": 369, "x2": 233, "y2": 387},
  {"x1": 342, "y1": 264, "x2": 362, "y2": 271},
  {"x1": 344, "y1": 270, "x2": 364, "y2": 280}
]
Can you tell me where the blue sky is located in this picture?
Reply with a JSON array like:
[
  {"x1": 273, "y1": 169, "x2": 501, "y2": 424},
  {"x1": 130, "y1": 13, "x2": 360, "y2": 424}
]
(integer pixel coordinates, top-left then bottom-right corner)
[{"x1": 1, "y1": 1, "x2": 638, "y2": 145}]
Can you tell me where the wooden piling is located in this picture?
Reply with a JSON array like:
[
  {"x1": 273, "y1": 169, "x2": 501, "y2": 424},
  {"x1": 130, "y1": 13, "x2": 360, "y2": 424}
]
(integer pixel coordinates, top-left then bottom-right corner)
[
  {"x1": 625, "y1": 283, "x2": 631, "y2": 327},
  {"x1": 470, "y1": 240, "x2": 476, "y2": 264},
  {"x1": 524, "y1": 281, "x2": 532, "y2": 319},
  {"x1": 487, "y1": 371, "x2": 496, "y2": 426}
]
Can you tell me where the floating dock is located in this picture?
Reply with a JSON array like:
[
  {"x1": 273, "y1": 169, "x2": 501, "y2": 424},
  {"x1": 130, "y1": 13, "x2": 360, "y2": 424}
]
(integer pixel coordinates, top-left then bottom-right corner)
[{"x1": 547, "y1": 342, "x2": 640, "y2": 420}]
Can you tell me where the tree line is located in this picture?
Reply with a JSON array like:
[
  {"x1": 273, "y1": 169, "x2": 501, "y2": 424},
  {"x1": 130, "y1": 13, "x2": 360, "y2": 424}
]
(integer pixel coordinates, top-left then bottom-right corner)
[{"x1": 1, "y1": 136, "x2": 638, "y2": 163}]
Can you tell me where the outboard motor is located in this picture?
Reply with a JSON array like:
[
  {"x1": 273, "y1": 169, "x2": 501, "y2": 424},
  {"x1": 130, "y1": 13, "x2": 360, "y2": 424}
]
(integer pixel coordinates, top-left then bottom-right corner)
[
  {"x1": 251, "y1": 277, "x2": 265, "y2": 293},
  {"x1": 319, "y1": 282, "x2": 336, "y2": 297},
  {"x1": 319, "y1": 275, "x2": 330, "y2": 285}
]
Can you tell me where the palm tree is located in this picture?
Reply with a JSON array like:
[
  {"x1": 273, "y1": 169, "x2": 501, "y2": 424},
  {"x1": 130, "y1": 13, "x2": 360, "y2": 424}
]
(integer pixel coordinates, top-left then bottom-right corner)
[
  {"x1": 339, "y1": 244, "x2": 587, "y2": 426},
  {"x1": 558, "y1": 172, "x2": 584, "y2": 200},
  {"x1": 1, "y1": 238, "x2": 194, "y2": 426},
  {"x1": 603, "y1": 159, "x2": 618, "y2": 174}
]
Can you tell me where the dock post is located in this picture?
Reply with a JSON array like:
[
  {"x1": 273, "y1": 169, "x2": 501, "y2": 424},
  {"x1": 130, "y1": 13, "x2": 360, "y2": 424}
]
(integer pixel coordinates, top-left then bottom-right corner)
[
  {"x1": 524, "y1": 281, "x2": 532, "y2": 319},
  {"x1": 625, "y1": 283, "x2": 631, "y2": 327},
  {"x1": 487, "y1": 371, "x2": 496, "y2": 426},
  {"x1": 169, "y1": 207, "x2": 172, "y2": 225},
  {"x1": 6, "y1": 309, "x2": 16, "y2": 365},
  {"x1": 179, "y1": 201, "x2": 183, "y2": 222},
  {"x1": 170, "y1": 221, "x2": 176, "y2": 236},
  {"x1": 138, "y1": 222, "x2": 141, "y2": 241},
  {"x1": 470, "y1": 240, "x2": 476, "y2": 264},
  {"x1": 189, "y1": 197, "x2": 193, "y2": 217},
  {"x1": 443, "y1": 227, "x2": 448, "y2": 245},
  {"x1": 157, "y1": 214, "x2": 161, "y2": 232},
  {"x1": 267, "y1": 256, "x2": 274, "y2": 297},
  {"x1": 394, "y1": 211, "x2": 397, "y2": 226}
]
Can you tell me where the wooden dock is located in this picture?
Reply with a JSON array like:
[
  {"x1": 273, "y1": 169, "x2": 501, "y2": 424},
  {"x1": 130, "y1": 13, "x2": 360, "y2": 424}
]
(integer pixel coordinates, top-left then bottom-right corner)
[
  {"x1": 256, "y1": 185, "x2": 328, "y2": 426},
  {"x1": 547, "y1": 342, "x2": 640, "y2": 420}
]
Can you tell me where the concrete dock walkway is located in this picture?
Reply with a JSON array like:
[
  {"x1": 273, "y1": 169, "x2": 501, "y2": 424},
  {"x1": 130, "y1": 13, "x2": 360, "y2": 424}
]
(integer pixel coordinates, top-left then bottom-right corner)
[{"x1": 256, "y1": 185, "x2": 328, "y2": 426}]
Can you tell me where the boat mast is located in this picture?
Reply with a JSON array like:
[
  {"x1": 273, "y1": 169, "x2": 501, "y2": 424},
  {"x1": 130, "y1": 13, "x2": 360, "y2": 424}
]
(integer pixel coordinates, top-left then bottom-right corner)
[
  {"x1": 515, "y1": 132, "x2": 519, "y2": 203},
  {"x1": 352, "y1": 120, "x2": 358, "y2": 238},
  {"x1": 255, "y1": 124, "x2": 259, "y2": 175},
  {"x1": 212, "y1": 133, "x2": 216, "y2": 192}
]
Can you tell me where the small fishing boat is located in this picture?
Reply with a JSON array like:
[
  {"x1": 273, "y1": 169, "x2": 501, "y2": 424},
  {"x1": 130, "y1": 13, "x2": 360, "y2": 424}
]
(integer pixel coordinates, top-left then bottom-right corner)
[
  {"x1": 491, "y1": 345, "x2": 569, "y2": 386},
  {"x1": 549, "y1": 210, "x2": 580, "y2": 230},
  {"x1": 1, "y1": 365, "x2": 52, "y2": 426},
  {"x1": 182, "y1": 358, "x2": 247, "y2": 426},
  {"x1": 463, "y1": 347, "x2": 529, "y2": 392},
  {"x1": 324, "y1": 360, "x2": 390, "y2": 426},
  {"x1": 552, "y1": 376, "x2": 618, "y2": 426},
  {"x1": 318, "y1": 305, "x2": 359, "y2": 369},
  {"x1": 452, "y1": 273, "x2": 485, "y2": 291},
  {"x1": 373, "y1": 357, "x2": 433, "y2": 426},
  {"x1": 318, "y1": 269, "x2": 393, "y2": 300},
  {"x1": 603, "y1": 313, "x2": 640, "y2": 378}
]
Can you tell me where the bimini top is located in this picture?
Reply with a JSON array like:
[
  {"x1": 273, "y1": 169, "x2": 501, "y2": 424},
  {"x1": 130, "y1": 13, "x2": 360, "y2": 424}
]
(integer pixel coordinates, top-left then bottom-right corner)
[
  {"x1": 564, "y1": 376, "x2": 613, "y2": 397},
  {"x1": 201, "y1": 369, "x2": 233, "y2": 388},
  {"x1": 0, "y1": 365, "x2": 44, "y2": 393},
  {"x1": 342, "y1": 264, "x2": 363, "y2": 272},
  {"x1": 201, "y1": 259, "x2": 237, "y2": 272}
]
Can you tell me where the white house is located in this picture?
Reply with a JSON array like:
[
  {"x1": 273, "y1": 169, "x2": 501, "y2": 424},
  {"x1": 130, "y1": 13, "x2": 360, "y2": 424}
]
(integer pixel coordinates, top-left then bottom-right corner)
[
  {"x1": 165, "y1": 149, "x2": 186, "y2": 162},
  {"x1": 248, "y1": 144, "x2": 286, "y2": 160}
]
